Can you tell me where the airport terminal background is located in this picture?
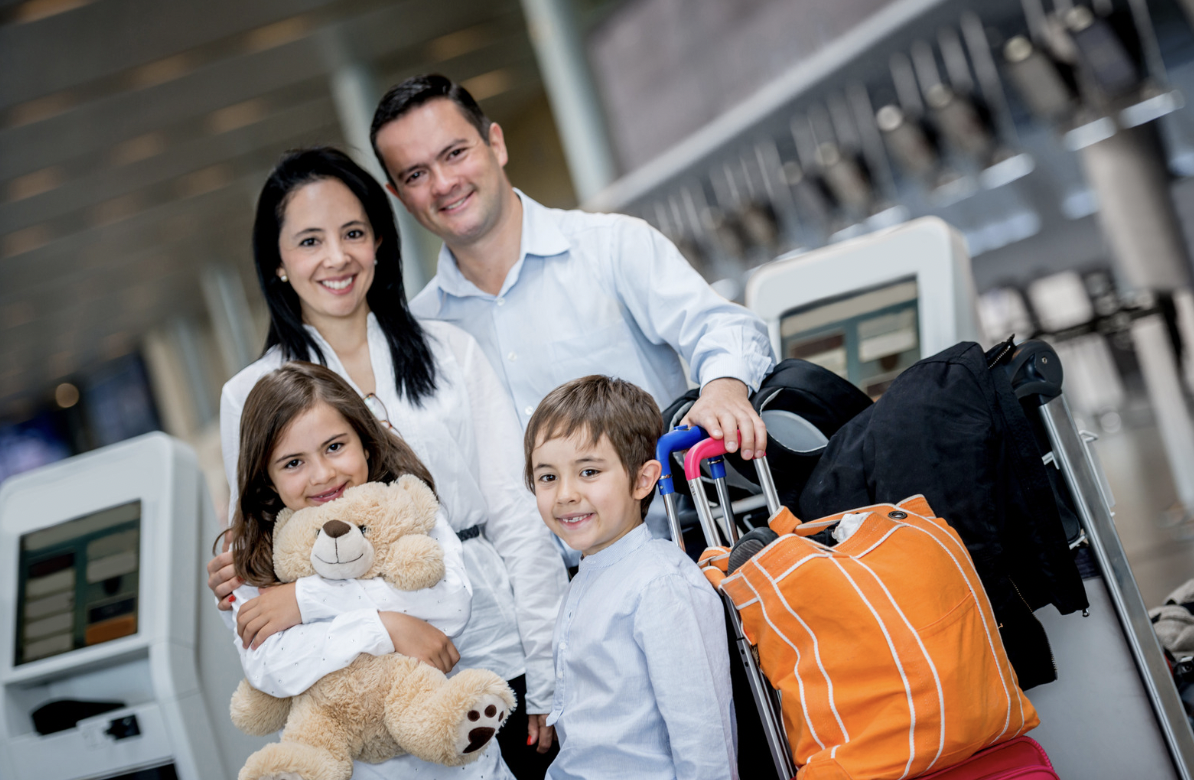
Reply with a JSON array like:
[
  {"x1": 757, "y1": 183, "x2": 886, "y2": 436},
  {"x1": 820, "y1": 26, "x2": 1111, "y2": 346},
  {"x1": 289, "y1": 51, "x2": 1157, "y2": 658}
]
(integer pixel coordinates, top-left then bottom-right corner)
[{"x1": 6, "y1": 0, "x2": 1194, "y2": 775}]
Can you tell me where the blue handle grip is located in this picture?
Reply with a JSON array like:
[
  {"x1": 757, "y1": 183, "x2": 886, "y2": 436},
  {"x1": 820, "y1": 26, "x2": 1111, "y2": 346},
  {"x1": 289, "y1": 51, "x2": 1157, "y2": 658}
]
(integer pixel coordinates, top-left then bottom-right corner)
[{"x1": 655, "y1": 426, "x2": 707, "y2": 495}]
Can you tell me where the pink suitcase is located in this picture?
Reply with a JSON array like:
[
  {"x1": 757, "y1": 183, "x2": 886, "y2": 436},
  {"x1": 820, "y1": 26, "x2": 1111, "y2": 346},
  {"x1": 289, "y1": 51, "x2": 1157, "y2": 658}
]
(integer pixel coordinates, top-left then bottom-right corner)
[{"x1": 913, "y1": 737, "x2": 1058, "y2": 780}]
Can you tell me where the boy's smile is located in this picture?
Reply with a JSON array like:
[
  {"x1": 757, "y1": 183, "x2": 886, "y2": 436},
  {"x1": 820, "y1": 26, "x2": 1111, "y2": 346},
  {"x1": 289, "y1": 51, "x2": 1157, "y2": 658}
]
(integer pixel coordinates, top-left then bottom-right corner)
[{"x1": 531, "y1": 431, "x2": 660, "y2": 557}]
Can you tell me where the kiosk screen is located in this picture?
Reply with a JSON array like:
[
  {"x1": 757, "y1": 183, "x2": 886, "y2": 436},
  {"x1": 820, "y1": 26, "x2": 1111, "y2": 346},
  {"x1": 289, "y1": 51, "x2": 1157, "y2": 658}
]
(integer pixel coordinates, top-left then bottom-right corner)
[
  {"x1": 780, "y1": 279, "x2": 920, "y2": 399},
  {"x1": 15, "y1": 501, "x2": 141, "y2": 665}
]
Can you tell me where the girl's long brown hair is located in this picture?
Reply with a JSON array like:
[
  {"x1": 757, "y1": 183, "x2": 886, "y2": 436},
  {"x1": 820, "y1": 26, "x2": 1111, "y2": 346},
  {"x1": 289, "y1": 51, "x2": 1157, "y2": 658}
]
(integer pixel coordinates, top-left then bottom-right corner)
[{"x1": 219, "y1": 361, "x2": 436, "y2": 587}]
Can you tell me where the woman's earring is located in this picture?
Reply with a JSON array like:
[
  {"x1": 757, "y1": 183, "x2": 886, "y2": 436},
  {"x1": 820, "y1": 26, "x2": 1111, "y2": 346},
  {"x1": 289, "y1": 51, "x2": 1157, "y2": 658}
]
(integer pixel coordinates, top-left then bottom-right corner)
[{"x1": 279, "y1": 272, "x2": 289, "y2": 283}]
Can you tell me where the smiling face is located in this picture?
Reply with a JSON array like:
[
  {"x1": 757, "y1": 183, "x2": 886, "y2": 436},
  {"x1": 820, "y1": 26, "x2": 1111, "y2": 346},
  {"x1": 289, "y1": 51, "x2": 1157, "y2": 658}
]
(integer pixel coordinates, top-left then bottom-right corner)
[
  {"x1": 267, "y1": 401, "x2": 371, "y2": 512},
  {"x1": 277, "y1": 177, "x2": 377, "y2": 326},
  {"x1": 374, "y1": 98, "x2": 514, "y2": 248},
  {"x1": 531, "y1": 430, "x2": 661, "y2": 557}
]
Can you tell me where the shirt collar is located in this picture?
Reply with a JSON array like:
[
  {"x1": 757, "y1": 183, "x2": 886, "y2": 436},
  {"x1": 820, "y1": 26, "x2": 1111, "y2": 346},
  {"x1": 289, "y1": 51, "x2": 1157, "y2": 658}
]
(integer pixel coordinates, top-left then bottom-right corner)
[
  {"x1": 432, "y1": 189, "x2": 571, "y2": 300},
  {"x1": 301, "y1": 311, "x2": 380, "y2": 344},
  {"x1": 578, "y1": 522, "x2": 652, "y2": 571}
]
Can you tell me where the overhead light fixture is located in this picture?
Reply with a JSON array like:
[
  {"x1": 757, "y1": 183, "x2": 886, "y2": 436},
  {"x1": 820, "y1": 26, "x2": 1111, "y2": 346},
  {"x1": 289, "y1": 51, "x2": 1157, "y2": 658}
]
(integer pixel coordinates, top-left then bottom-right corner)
[
  {"x1": 2, "y1": 224, "x2": 52, "y2": 258},
  {"x1": 6, "y1": 167, "x2": 65, "y2": 202},
  {"x1": 207, "y1": 99, "x2": 267, "y2": 134},
  {"x1": 89, "y1": 194, "x2": 141, "y2": 228},
  {"x1": 55, "y1": 382, "x2": 79, "y2": 409},
  {"x1": 128, "y1": 54, "x2": 195, "y2": 90},
  {"x1": 12, "y1": 0, "x2": 91, "y2": 24},
  {"x1": 110, "y1": 133, "x2": 167, "y2": 167},
  {"x1": 428, "y1": 25, "x2": 491, "y2": 62},
  {"x1": 244, "y1": 16, "x2": 311, "y2": 53},
  {"x1": 176, "y1": 165, "x2": 233, "y2": 198},
  {"x1": 5, "y1": 92, "x2": 74, "y2": 128},
  {"x1": 462, "y1": 69, "x2": 514, "y2": 101}
]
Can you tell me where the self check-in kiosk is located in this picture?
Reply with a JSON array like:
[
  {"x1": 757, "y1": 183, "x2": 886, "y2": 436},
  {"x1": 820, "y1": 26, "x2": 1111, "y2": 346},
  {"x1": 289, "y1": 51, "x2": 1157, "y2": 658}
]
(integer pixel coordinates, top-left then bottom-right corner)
[
  {"x1": 748, "y1": 216, "x2": 981, "y2": 392},
  {"x1": 746, "y1": 217, "x2": 1194, "y2": 779},
  {"x1": 0, "y1": 432, "x2": 263, "y2": 780}
]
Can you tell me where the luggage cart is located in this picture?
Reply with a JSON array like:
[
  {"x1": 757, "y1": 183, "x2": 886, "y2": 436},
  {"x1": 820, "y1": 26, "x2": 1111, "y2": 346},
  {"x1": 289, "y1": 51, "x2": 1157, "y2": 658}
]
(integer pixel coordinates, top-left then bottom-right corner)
[
  {"x1": 657, "y1": 428, "x2": 796, "y2": 780},
  {"x1": 657, "y1": 338, "x2": 1194, "y2": 780}
]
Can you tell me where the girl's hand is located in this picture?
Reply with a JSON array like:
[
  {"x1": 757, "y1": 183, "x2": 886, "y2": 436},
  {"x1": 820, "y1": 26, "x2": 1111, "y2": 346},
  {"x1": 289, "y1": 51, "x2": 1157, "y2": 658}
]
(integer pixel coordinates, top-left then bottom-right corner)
[
  {"x1": 379, "y1": 612, "x2": 460, "y2": 674},
  {"x1": 236, "y1": 582, "x2": 301, "y2": 649},
  {"x1": 527, "y1": 713, "x2": 554, "y2": 753},
  {"x1": 206, "y1": 550, "x2": 240, "y2": 611}
]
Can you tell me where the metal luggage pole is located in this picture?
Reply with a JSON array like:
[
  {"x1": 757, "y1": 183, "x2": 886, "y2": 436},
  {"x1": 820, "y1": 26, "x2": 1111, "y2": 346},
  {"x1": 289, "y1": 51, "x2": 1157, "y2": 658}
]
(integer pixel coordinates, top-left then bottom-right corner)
[
  {"x1": 655, "y1": 426, "x2": 708, "y2": 552},
  {"x1": 679, "y1": 436, "x2": 798, "y2": 780},
  {"x1": 1038, "y1": 394, "x2": 1194, "y2": 778},
  {"x1": 1011, "y1": 341, "x2": 1194, "y2": 778}
]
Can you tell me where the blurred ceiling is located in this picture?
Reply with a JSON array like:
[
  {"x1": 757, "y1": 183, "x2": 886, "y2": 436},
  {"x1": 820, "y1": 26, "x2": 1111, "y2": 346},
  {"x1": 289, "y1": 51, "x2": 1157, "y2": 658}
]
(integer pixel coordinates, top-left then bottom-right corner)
[{"x1": 0, "y1": 0, "x2": 565, "y2": 420}]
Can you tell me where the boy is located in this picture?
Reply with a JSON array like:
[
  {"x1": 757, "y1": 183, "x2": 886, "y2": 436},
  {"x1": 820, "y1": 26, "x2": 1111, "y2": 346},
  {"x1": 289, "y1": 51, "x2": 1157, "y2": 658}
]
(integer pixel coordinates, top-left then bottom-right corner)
[{"x1": 524, "y1": 375, "x2": 737, "y2": 780}]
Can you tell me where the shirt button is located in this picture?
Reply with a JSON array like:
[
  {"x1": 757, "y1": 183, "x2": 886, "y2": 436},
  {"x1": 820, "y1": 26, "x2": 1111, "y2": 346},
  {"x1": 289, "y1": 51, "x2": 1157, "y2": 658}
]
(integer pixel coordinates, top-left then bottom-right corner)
[
  {"x1": 524, "y1": 406, "x2": 534, "y2": 416},
  {"x1": 557, "y1": 670, "x2": 564, "y2": 679},
  {"x1": 507, "y1": 351, "x2": 517, "y2": 362},
  {"x1": 496, "y1": 298, "x2": 505, "y2": 306}
]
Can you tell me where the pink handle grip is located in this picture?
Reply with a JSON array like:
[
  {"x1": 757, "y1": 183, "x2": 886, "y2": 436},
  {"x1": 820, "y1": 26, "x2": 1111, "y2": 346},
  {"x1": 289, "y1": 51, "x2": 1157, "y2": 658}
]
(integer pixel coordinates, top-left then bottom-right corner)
[{"x1": 683, "y1": 438, "x2": 728, "y2": 481}]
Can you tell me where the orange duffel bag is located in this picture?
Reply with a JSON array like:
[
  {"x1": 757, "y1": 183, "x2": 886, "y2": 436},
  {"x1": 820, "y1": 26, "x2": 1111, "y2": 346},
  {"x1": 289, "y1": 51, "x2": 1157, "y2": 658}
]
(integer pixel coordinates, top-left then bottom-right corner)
[{"x1": 701, "y1": 495, "x2": 1038, "y2": 780}]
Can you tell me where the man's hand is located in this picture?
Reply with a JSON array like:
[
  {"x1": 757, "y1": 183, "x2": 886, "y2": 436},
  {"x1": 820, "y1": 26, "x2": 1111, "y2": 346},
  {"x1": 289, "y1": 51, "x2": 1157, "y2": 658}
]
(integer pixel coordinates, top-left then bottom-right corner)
[
  {"x1": 681, "y1": 377, "x2": 767, "y2": 459},
  {"x1": 527, "y1": 713, "x2": 554, "y2": 753},
  {"x1": 236, "y1": 582, "x2": 301, "y2": 649},
  {"x1": 379, "y1": 612, "x2": 460, "y2": 674},
  {"x1": 206, "y1": 549, "x2": 240, "y2": 611}
]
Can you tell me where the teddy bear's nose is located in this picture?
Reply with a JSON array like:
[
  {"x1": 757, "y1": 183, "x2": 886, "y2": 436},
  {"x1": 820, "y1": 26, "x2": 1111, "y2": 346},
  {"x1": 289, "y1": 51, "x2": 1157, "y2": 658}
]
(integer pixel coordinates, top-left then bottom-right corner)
[{"x1": 322, "y1": 520, "x2": 352, "y2": 539}]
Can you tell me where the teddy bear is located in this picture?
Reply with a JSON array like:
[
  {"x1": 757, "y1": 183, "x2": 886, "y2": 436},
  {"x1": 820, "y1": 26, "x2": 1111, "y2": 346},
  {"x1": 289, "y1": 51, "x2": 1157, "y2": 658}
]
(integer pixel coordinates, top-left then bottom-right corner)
[{"x1": 229, "y1": 476, "x2": 515, "y2": 780}]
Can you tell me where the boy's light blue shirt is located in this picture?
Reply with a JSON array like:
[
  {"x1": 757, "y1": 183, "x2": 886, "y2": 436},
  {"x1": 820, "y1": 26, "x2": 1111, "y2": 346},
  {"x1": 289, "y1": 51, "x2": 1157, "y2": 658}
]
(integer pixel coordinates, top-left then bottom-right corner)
[
  {"x1": 546, "y1": 523, "x2": 738, "y2": 780},
  {"x1": 409, "y1": 190, "x2": 776, "y2": 425}
]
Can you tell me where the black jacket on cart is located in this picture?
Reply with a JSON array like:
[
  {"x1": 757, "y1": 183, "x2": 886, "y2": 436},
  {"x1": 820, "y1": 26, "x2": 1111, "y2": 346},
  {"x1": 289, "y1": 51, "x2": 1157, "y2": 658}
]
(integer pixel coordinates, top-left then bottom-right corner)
[{"x1": 797, "y1": 341, "x2": 1089, "y2": 689}]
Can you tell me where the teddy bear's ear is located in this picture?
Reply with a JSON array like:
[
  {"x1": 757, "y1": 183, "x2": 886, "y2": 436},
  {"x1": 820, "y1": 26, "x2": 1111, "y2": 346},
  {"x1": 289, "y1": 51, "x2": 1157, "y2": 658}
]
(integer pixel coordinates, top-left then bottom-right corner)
[
  {"x1": 273, "y1": 507, "x2": 295, "y2": 533},
  {"x1": 394, "y1": 474, "x2": 438, "y2": 533}
]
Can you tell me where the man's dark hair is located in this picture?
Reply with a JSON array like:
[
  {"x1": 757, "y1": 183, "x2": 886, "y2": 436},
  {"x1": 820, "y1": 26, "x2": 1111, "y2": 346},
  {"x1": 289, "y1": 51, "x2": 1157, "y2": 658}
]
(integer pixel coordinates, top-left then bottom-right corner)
[{"x1": 369, "y1": 74, "x2": 492, "y2": 188}]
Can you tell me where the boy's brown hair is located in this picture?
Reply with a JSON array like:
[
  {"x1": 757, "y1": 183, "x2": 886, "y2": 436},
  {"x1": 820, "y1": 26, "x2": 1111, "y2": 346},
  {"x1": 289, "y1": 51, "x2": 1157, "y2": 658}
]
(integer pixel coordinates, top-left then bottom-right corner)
[
  {"x1": 218, "y1": 361, "x2": 436, "y2": 587},
  {"x1": 524, "y1": 375, "x2": 664, "y2": 519}
]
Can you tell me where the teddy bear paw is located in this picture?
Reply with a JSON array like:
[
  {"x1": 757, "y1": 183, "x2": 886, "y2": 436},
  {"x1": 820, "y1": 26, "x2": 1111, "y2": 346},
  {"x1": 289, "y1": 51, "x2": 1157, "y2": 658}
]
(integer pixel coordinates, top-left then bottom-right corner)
[
  {"x1": 259, "y1": 774, "x2": 304, "y2": 780},
  {"x1": 455, "y1": 693, "x2": 509, "y2": 755}
]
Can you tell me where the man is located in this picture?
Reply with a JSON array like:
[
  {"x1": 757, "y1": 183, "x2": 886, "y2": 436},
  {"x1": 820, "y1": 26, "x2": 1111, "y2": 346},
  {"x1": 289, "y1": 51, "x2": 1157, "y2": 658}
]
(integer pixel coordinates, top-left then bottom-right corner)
[
  {"x1": 366, "y1": 75, "x2": 773, "y2": 777},
  {"x1": 369, "y1": 74, "x2": 775, "y2": 471}
]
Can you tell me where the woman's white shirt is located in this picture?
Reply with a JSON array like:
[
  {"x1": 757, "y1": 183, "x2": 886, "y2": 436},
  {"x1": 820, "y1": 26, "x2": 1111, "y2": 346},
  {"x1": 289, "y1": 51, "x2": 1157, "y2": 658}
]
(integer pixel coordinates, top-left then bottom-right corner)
[{"x1": 219, "y1": 316, "x2": 567, "y2": 712}]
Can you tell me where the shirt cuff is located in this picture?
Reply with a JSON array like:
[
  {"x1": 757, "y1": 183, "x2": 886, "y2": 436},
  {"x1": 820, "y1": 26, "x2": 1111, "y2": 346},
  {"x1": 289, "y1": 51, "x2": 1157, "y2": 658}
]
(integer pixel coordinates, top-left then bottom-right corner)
[
  {"x1": 697, "y1": 353, "x2": 768, "y2": 394},
  {"x1": 294, "y1": 577, "x2": 324, "y2": 623},
  {"x1": 523, "y1": 656, "x2": 556, "y2": 714},
  {"x1": 362, "y1": 609, "x2": 396, "y2": 656}
]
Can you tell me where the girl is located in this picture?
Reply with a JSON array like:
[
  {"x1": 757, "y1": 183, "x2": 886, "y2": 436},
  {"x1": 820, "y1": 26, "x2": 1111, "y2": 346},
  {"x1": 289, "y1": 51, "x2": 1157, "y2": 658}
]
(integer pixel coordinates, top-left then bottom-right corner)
[
  {"x1": 207, "y1": 147, "x2": 567, "y2": 778},
  {"x1": 222, "y1": 361, "x2": 492, "y2": 776},
  {"x1": 224, "y1": 360, "x2": 471, "y2": 687}
]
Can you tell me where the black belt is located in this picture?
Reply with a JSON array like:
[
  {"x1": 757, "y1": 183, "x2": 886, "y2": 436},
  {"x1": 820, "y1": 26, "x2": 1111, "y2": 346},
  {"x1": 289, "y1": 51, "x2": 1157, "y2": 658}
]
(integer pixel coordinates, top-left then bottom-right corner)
[{"x1": 457, "y1": 524, "x2": 483, "y2": 542}]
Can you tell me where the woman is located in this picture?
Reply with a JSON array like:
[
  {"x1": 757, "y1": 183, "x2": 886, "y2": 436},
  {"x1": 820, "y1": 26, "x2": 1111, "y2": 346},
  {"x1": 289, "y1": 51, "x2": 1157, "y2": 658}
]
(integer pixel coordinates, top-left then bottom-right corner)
[{"x1": 206, "y1": 147, "x2": 567, "y2": 779}]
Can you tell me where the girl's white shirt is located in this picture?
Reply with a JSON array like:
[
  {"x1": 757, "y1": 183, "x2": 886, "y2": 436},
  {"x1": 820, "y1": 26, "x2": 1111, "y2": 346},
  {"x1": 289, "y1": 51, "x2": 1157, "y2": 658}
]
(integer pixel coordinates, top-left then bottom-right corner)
[
  {"x1": 219, "y1": 316, "x2": 567, "y2": 712},
  {"x1": 222, "y1": 505, "x2": 471, "y2": 698}
]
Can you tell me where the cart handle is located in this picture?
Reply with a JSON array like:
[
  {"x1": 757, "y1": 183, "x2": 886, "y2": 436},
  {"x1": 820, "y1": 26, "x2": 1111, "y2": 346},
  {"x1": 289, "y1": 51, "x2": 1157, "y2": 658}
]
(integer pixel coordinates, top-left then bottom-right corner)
[
  {"x1": 683, "y1": 434, "x2": 757, "y2": 481},
  {"x1": 656, "y1": 426, "x2": 707, "y2": 496}
]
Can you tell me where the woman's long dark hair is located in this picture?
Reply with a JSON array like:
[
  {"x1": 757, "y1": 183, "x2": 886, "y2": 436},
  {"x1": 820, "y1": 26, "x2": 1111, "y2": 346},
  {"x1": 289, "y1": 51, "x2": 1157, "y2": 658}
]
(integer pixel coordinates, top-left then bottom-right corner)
[
  {"x1": 252, "y1": 146, "x2": 436, "y2": 404},
  {"x1": 221, "y1": 361, "x2": 437, "y2": 587}
]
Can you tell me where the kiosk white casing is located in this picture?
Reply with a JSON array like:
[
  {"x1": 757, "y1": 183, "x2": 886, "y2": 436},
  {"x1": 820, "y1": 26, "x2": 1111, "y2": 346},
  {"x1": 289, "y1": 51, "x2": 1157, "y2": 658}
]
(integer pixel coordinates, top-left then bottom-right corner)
[
  {"x1": 0, "y1": 432, "x2": 235, "y2": 780},
  {"x1": 747, "y1": 217, "x2": 982, "y2": 370}
]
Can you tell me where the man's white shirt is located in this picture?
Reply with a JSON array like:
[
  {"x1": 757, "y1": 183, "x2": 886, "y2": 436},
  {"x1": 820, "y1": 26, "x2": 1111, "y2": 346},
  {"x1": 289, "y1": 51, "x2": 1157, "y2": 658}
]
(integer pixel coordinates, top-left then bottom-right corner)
[{"x1": 410, "y1": 190, "x2": 776, "y2": 425}]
